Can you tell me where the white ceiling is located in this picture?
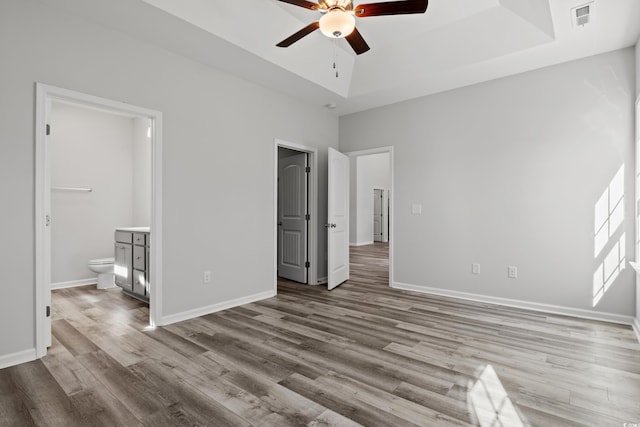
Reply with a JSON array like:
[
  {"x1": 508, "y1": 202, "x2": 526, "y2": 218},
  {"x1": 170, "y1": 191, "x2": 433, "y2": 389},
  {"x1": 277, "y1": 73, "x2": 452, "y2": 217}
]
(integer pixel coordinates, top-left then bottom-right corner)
[{"x1": 41, "y1": 0, "x2": 640, "y2": 115}]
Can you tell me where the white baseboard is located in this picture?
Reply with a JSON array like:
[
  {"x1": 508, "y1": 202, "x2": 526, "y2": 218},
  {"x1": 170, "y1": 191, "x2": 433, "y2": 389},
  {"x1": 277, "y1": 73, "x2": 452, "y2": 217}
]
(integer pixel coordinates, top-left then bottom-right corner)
[
  {"x1": 160, "y1": 290, "x2": 276, "y2": 326},
  {"x1": 0, "y1": 348, "x2": 36, "y2": 370},
  {"x1": 392, "y1": 281, "x2": 635, "y2": 326},
  {"x1": 350, "y1": 241, "x2": 374, "y2": 247},
  {"x1": 633, "y1": 318, "x2": 640, "y2": 343},
  {"x1": 51, "y1": 278, "x2": 97, "y2": 290},
  {"x1": 317, "y1": 276, "x2": 328, "y2": 284}
]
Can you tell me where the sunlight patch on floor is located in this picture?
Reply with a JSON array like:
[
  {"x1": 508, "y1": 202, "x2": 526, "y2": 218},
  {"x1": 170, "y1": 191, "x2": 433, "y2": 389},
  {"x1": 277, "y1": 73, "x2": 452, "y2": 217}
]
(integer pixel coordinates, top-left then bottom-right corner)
[{"x1": 469, "y1": 365, "x2": 525, "y2": 427}]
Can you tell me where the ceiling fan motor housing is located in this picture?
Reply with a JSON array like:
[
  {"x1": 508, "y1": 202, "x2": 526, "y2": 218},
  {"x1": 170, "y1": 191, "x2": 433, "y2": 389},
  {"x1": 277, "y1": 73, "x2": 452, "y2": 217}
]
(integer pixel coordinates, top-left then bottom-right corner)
[{"x1": 320, "y1": 7, "x2": 356, "y2": 38}]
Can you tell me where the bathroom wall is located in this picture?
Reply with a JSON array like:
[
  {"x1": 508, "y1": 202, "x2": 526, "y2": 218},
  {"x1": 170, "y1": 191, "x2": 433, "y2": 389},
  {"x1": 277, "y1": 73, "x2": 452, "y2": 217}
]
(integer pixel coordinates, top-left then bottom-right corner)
[
  {"x1": 132, "y1": 117, "x2": 151, "y2": 227},
  {"x1": 50, "y1": 102, "x2": 136, "y2": 287},
  {"x1": 352, "y1": 153, "x2": 390, "y2": 245}
]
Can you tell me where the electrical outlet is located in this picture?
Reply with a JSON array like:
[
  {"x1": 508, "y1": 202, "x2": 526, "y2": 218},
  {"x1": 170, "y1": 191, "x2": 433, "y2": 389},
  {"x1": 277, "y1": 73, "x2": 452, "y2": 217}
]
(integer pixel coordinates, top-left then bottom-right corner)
[
  {"x1": 508, "y1": 266, "x2": 518, "y2": 279},
  {"x1": 203, "y1": 270, "x2": 212, "y2": 284},
  {"x1": 472, "y1": 263, "x2": 480, "y2": 275}
]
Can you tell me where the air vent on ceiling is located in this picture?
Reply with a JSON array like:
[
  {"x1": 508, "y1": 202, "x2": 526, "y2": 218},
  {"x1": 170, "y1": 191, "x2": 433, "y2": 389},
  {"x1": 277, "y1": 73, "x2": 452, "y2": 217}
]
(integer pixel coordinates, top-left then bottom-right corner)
[{"x1": 571, "y1": 2, "x2": 594, "y2": 28}]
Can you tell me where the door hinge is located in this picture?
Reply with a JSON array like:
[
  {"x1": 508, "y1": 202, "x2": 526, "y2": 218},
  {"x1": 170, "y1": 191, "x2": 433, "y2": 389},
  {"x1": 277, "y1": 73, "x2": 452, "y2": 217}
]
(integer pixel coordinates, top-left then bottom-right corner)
[
  {"x1": 46, "y1": 124, "x2": 51, "y2": 136},
  {"x1": 46, "y1": 306, "x2": 51, "y2": 317},
  {"x1": 45, "y1": 214, "x2": 51, "y2": 227},
  {"x1": 305, "y1": 214, "x2": 310, "y2": 221},
  {"x1": 305, "y1": 261, "x2": 310, "y2": 268},
  {"x1": 305, "y1": 166, "x2": 311, "y2": 173}
]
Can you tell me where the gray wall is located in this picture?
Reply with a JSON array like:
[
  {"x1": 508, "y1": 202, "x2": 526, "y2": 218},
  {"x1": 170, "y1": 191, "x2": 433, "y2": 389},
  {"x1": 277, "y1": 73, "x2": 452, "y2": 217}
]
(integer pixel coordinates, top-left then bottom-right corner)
[
  {"x1": 340, "y1": 48, "x2": 637, "y2": 318},
  {"x1": 0, "y1": 0, "x2": 337, "y2": 359},
  {"x1": 50, "y1": 102, "x2": 136, "y2": 285}
]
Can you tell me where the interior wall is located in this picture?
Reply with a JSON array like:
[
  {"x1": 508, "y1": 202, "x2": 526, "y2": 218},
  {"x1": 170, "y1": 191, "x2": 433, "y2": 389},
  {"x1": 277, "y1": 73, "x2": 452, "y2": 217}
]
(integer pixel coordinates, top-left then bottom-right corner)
[
  {"x1": 0, "y1": 0, "x2": 337, "y2": 360},
  {"x1": 50, "y1": 102, "x2": 134, "y2": 285},
  {"x1": 636, "y1": 38, "x2": 639, "y2": 97},
  {"x1": 636, "y1": 40, "x2": 639, "y2": 324},
  {"x1": 354, "y1": 153, "x2": 390, "y2": 245},
  {"x1": 132, "y1": 117, "x2": 151, "y2": 227},
  {"x1": 349, "y1": 157, "x2": 358, "y2": 244},
  {"x1": 340, "y1": 48, "x2": 636, "y2": 318}
]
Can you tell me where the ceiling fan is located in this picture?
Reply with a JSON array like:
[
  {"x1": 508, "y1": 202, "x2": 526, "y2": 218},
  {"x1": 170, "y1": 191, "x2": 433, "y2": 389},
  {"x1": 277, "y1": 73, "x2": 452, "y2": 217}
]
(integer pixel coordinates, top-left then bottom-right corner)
[{"x1": 275, "y1": 0, "x2": 429, "y2": 55}]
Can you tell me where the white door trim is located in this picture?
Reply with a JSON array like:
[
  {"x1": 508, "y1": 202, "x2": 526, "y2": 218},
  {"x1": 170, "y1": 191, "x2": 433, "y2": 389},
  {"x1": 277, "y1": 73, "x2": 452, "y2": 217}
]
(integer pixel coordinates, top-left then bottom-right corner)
[
  {"x1": 273, "y1": 139, "x2": 318, "y2": 290},
  {"x1": 35, "y1": 83, "x2": 163, "y2": 358},
  {"x1": 346, "y1": 146, "x2": 394, "y2": 288}
]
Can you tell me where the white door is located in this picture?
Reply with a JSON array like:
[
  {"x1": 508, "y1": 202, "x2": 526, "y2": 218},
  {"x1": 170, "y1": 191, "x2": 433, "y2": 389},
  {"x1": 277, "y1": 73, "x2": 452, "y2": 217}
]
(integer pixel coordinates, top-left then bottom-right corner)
[
  {"x1": 44, "y1": 99, "x2": 52, "y2": 348},
  {"x1": 278, "y1": 152, "x2": 308, "y2": 283},
  {"x1": 327, "y1": 148, "x2": 349, "y2": 290},
  {"x1": 373, "y1": 189, "x2": 383, "y2": 242}
]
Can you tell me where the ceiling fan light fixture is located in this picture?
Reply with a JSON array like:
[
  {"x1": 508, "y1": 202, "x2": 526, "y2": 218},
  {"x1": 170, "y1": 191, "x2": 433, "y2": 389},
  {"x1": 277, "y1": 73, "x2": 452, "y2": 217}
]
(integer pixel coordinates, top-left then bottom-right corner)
[{"x1": 319, "y1": 9, "x2": 355, "y2": 38}]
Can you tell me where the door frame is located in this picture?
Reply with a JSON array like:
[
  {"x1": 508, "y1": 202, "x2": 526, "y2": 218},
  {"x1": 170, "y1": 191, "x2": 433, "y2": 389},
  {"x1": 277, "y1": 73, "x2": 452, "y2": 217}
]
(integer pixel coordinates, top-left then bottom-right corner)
[
  {"x1": 273, "y1": 139, "x2": 318, "y2": 291},
  {"x1": 346, "y1": 146, "x2": 394, "y2": 287},
  {"x1": 35, "y1": 83, "x2": 163, "y2": 358}
]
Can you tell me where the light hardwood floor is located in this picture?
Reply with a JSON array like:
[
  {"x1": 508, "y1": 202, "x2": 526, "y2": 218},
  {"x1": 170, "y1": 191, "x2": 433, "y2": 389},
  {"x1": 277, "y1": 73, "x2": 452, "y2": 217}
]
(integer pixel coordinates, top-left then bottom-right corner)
[{"x1": 1, "y1": 243, "x2": 639, "y2": 426}]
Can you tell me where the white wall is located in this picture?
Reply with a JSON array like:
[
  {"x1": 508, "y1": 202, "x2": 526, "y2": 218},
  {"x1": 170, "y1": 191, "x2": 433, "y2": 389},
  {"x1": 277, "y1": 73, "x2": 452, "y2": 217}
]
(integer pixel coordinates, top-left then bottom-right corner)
[
  {"x1": 340, "y1": 48, "x2": 636, "y2": 319},
  {"x1": 132, "y1": 117, "x2": 151, "y2": 227},
  {"x1": 0, "y1": 0, "x2": 337, "y2": 361},
  {"x1": 50, "y1": 102, "x2": 135, "y2": 285},
  {"x1": 352, "y1": 153, "x2": 390, "y2": 245},
  {"x1": 636, "y1": 38, "x2": 639, "y2": 98},
  {"x1": 349, "y1": 157, "x2": 358, "y2": 244},
  {"x1": 636, "y1": 37, "x2": 639, "y2": 325}
]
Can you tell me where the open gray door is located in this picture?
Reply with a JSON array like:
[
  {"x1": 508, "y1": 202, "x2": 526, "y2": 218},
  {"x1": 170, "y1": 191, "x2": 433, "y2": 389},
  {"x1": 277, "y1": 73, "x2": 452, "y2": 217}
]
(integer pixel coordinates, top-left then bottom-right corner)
[
  {"x1": 373, "y1": 189, "x2": 383, "y2": 242},
  {"x1": 278, "y1": 152, "x2": 308, "y2": 283},
  {"x1": 327, "y1": 148, "x2": 349, "y2": 290}
]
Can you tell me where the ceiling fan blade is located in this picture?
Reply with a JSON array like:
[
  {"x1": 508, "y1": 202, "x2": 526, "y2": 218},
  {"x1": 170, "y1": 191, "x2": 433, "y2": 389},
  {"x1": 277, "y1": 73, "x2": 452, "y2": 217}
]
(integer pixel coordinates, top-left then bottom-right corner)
[
  {"x1": 345, "y1": 27, "x2": 370, "y2": 55},
  {"x1": 275, "y1": 0, "x2": 321, "y2": 11},
  {"x1": 354, "y1": 0, "x2": 428, "y2": 17},
  {"x1": 276, "y1": 22, "x2": 320, "y2": 48}
]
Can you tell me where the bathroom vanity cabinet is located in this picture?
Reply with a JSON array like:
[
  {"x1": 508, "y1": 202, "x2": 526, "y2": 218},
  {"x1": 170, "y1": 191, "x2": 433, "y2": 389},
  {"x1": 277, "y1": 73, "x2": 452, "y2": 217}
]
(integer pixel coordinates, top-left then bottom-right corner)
[{"x1": 114, "y1": 227, "x2": 150, "y2": 303}]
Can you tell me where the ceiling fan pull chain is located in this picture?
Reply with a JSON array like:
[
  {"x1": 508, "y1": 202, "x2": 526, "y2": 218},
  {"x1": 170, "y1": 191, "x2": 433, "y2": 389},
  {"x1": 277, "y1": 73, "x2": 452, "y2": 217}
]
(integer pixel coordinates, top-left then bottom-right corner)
[{"x1": 333, "y1": 39, "x2": 339, "y2": 78}]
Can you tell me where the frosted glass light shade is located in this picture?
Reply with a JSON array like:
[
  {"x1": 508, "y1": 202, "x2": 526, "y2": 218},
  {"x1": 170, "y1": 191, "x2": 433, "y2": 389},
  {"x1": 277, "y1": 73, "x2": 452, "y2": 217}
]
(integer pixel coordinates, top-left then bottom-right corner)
[{"x1": 319, "y1": 10, "x2": 355, "y2": 38}]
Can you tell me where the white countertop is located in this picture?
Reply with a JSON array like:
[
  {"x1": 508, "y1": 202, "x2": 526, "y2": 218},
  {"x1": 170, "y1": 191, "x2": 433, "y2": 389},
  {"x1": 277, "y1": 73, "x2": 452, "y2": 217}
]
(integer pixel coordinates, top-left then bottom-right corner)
[{"x1": 116, "y1": 226, "x2": 150, "y2": 233}]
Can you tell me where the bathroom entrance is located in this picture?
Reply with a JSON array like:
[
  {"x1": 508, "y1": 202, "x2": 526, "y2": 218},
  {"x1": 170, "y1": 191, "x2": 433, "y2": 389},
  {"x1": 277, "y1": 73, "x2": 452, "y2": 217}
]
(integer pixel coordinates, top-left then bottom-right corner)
[{"x1": 35, "y1": 84, "x2": 163, "y2": 357}]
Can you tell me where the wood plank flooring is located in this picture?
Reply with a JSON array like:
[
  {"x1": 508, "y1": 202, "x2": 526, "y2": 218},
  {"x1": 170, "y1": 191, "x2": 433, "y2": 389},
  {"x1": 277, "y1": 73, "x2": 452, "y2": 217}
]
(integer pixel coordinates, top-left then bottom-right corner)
[{"x1": 2, "y1": 242, "x2": 639, "y2": 426}]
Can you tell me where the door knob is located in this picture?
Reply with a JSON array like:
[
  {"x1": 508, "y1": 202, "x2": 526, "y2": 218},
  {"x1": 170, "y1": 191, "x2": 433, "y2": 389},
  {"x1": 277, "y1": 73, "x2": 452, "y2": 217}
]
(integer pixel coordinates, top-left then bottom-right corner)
[{"x1": 324, "y1": 223, "x2": 337, "y2": 228}]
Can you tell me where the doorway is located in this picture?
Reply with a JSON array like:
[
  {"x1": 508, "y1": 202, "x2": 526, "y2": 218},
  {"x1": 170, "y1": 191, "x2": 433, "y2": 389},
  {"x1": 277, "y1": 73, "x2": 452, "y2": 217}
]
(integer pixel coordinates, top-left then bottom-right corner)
[
  {"x1": 347, "y1": 147, "x2": 394, "y2": 287},
  {"x1": 273, "y1": 140, "x2": 318, "y2": 292},
  {"x1": 35, "y1": 84, "x2": 163, "y2": 357},
  {"x1": 277, "y1": 147, "x2": 309, "y2": 284}
]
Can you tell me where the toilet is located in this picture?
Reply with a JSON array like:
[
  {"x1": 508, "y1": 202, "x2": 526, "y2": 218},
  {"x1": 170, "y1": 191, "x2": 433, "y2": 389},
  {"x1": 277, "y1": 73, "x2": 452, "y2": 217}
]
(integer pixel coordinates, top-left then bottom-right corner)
[{"x1": 88, "y1": 258, "x2": 116, "y2": 289}]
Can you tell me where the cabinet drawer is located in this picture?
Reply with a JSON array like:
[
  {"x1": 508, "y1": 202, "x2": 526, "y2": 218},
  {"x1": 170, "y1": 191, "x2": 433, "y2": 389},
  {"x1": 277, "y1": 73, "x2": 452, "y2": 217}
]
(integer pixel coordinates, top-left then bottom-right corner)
[
  {"x1": 132, "y1": 269, "x2": 147, "y2": 296},
  {"x1": 133, "y1": 245, "x2": 146, "y2": 270},
  {"x1": 115, "y1": 231, "x2": 133, "y2": 244},
  {"x1": 133, "y1": 232, "x2": 146, "y2": 246}
]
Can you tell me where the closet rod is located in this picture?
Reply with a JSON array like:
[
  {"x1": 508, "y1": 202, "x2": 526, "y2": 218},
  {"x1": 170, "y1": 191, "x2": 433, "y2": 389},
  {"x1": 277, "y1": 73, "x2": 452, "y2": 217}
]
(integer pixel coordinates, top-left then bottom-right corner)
[{"x1": 51, "y1": 187, "x2": 93, "y2": 192}]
